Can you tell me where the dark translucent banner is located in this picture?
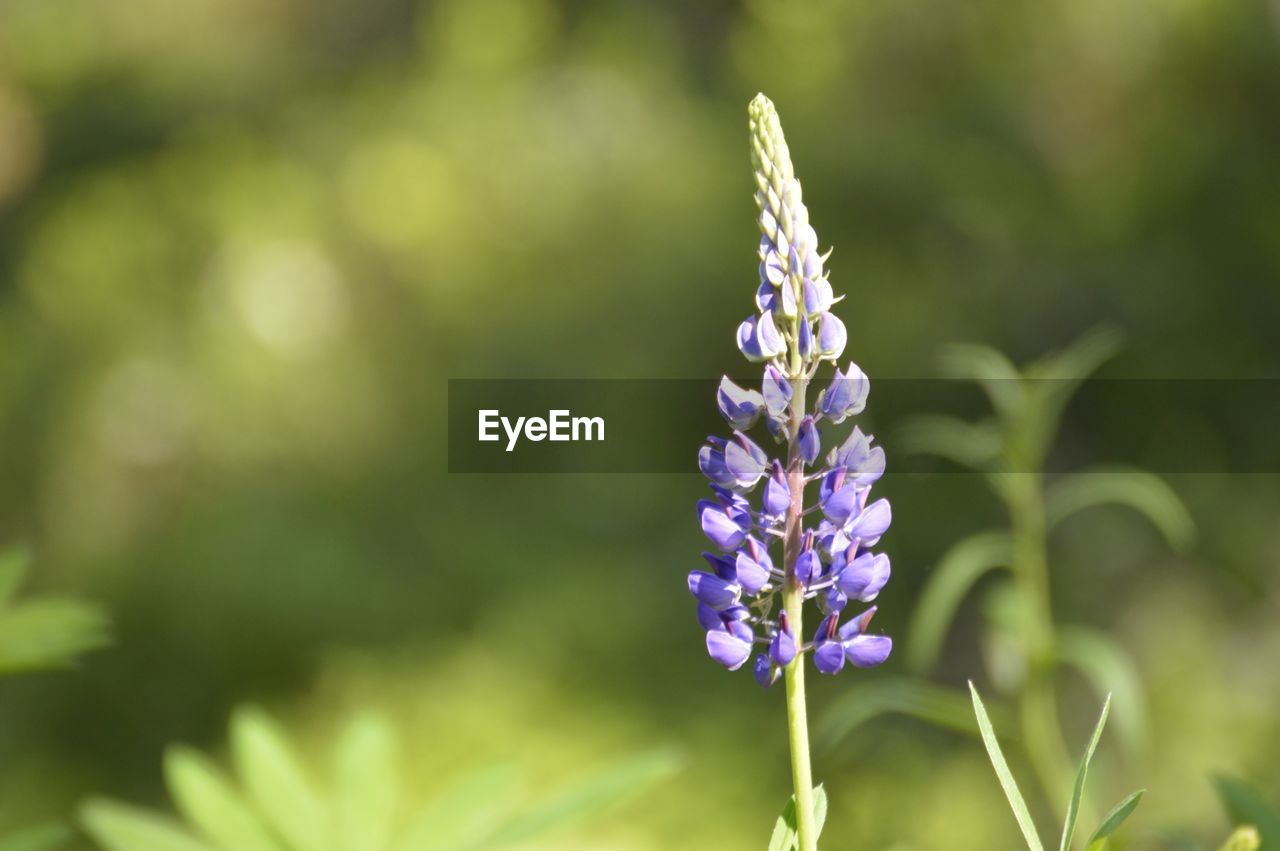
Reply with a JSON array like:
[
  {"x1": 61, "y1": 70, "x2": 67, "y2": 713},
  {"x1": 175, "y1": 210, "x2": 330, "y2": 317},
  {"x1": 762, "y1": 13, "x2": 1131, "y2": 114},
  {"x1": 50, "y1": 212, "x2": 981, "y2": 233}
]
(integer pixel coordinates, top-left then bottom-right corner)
[{"x1": 446, "y1": 379, "x2": 1280, "y2": 474}]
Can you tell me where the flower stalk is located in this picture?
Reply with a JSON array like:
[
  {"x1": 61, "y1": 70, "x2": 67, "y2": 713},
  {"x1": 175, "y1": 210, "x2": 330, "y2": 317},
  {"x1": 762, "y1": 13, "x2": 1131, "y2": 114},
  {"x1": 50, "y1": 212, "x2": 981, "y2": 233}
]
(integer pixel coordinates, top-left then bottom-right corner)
[{"x1": 688, "y1": 94, "x2": 896, "y2": 850}]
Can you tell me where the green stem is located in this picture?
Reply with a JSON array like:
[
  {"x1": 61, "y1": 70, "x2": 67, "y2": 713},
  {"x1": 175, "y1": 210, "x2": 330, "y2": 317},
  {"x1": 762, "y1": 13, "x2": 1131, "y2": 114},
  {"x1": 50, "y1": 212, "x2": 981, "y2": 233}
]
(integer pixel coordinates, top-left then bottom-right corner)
[
  {"x1": 1006, "y1": 472, "x2": 1075, "y2": 817},
  {"x1": 783, "y1": 371, "x2": 817, "y2": 851}
]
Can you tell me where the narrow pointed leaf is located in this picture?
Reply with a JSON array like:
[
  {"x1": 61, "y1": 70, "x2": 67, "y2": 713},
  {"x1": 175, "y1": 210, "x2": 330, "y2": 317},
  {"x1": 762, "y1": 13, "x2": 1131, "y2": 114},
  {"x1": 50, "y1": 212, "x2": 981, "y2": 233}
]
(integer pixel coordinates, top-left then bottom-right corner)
[
  {"x1": 331, "y1": 712, "x2": 399, "y2": 851},
  {"x1": 938, "y1": 344, "x2": 1024, "y2": 422},
  {"x1": 905, "y1": 532, "x2": 1011, "y2": 673},
  {"x1": 1082, "y1": 789, "x2": 1144, "y2": 851},
  {"x1": 1056, "y1": 628, "x2": 1147, "y2": 758},
  {"x1": 1060, "y1": 695, "x2": 1112, "y2": 851},
  {"x1": 897, "y1": 416, "x2": 1002, "y2": 470},
  {"x1": 970, "y1": 682, "x2": 1044, "y2": 851},
  {"x1": 767, "y1": 795, "x2": 798, "y2": 851},
  {"x1": 165, "y1": 746, "x2": 284, "y2": 851},
  {"x1": 0, "y1": 599, "x2": 110, "y2": 674},
  {"x1": 818, "y1": 678, "x2": 1005, "y2": 749},
  {"x1": 1046, "y1": 468, "x2": 1194, "y2": 552},
  {"x1": 79, "y1": 800, "x2": 217, "y2": 851},
  {"x1": 230, "y1": 707, "x2": 330, "y2": 851}
]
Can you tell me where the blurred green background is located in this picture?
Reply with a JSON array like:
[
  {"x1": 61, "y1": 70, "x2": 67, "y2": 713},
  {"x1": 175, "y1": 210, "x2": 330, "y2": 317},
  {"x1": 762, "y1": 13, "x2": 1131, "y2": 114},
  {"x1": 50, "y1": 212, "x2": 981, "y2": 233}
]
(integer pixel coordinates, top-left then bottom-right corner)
[{"x1": 1, "y1": 0, "x2": 1279, "y2": 848}]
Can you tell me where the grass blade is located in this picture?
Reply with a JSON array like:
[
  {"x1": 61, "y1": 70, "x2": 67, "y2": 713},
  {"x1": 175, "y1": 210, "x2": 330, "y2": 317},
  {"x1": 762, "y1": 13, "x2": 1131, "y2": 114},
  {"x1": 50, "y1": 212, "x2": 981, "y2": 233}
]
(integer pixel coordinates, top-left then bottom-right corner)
[
  {"x1": 1060, "y1": 695, "x2": 1112, "y2": 851},
  {"x1": 1083, "y1": 789, "x2": 1144, "y2": 851},
  {"x1": 969, "y1": 681, "x2": 1044, "y2": 851}
]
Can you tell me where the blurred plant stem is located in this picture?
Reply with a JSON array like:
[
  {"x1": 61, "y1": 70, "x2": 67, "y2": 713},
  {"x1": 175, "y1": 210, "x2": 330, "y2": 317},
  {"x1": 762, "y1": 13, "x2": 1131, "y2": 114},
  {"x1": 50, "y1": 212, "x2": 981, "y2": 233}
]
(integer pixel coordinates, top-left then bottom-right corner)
[
  {"x1": 1004, "y1": 472, "x2": 1076, "y2": 816},
  {"x1": 783, "y1": 372, "x2": 818, "y2": 851}
]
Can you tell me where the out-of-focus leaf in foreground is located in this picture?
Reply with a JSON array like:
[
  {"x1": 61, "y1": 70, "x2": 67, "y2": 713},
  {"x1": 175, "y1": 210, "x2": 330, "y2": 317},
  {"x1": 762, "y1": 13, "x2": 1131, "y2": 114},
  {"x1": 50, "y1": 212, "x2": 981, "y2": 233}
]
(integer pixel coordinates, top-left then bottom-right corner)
[
  {"x1": 0, "y1": 546, "x2": 109, "y2": 675},
  {"x1": 79, "y1": 705, "x2": 679, "y2": 851}
]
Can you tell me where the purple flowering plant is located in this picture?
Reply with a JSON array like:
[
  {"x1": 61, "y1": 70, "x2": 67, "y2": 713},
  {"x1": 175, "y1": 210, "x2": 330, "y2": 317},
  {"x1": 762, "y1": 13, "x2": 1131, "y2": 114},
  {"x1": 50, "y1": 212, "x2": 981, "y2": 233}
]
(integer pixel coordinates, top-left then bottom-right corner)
[{"x1": 688, "y1": 95, "x2": 892, "y2": 850}]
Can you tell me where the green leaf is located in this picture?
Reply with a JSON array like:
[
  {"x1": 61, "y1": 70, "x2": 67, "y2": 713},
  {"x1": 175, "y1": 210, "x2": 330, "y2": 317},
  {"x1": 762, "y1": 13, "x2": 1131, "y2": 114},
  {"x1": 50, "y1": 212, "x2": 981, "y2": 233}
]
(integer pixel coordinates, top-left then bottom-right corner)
[
  {"x1": 473, "y1": 749, "x2": 680, "y2": 850},
  {"x1": 164, "y1": 745, "x2": 284, "y2": 851},
  {"x1": 818, "y1": 677, "x2": 1003, "y2": 749},
  {"x1": 1082, "y1": 788, "x2": 1145, "y2": 851},
  {"x1": 1217, "y1": 826, "x2": 1263, "y2": 851},
  {"x1": 766, "y1": 785, "x2": 828, "y2": 851},
  {"x1": 898, "y1": 416, "x2": 1003, "y2": 470},
  {"x1": 397, "y1": 764, "x2": 524, "y2": 851},
  {"x1": 0, "y1": 546, "x2": 31, "y2": 607},
  {"x1": 905, "y1": 532, "x2": 1012, "y2": 673},
  {"x1": 767, "y1": 795, "x2": 798, "y2": 851},
  {"x1": 969, "y1": 681, "x2": 1044, "y2": 851},
  {"x1": 230, "y1": 707, "x2": 330, "y2": 851},
  {"x1": 1025, "y1": 325, "x2": 1122, "y2": 426},
  {"x1": 938, "y1": 344, "x2": 1025, "y2": 423},
  {"x1": 1046, "y1": 467, "x2": 1194, "y2": 552},
  {"x1": 1059, "y1": 695, "x2": 1111, "y2": 851},
  {"x1": 0, "y1": 824, "x2": 72, "y2": 851},
  {"x1": 0, "y1": 599, "x2": 110, "y2": 675},
  {"x1": 1055, "y1": 627, "x2": 1148, "y2": 759},
  {"x1": 1214, "y1": 776, "x2": 1280, "y2": 845},
  {"x1": 331, "y1": 712, "x2": 398, "y2": 851},
  {"x1": 79, "y1": 799, "x2": 217, "y2": 851}
]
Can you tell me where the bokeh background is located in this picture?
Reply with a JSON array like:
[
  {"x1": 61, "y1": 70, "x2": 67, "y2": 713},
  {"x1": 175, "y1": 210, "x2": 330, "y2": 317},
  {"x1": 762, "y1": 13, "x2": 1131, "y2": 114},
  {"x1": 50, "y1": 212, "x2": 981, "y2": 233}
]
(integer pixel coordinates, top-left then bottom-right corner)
[{"x1": 1, "y1": 0, "x2": 1279, "y2": 848}]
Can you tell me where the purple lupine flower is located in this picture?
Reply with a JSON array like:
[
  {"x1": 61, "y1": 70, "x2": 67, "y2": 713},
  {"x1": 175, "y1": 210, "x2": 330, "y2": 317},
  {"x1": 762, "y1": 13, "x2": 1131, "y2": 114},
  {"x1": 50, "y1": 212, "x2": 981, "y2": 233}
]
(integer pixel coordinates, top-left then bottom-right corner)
[
  {"x1": 819, "y1": 363, "x2": 869, "y2": 424},
  {"x1": 717, "y1": 377, "x2": 765, "y2": 430},
  {"x1": 687, "y1": 93, "x2": 893, "y2": 685}
]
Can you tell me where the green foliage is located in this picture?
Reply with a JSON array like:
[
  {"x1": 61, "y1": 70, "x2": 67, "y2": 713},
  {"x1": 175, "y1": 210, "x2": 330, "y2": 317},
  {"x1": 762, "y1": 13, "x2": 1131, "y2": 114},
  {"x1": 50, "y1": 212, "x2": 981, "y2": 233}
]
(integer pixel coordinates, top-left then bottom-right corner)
[
  {"x1": 970, "y1": 684, "x2": 1143, "y2": 851},
  {"x1": 970, "y1": 682, "x2": 1044, "y2": 851},
  {"x1": 1214, "y1": 777, "x2": 1280, "y2": 850},
  {"x1": 80, "y1": 705, "x2": 679, "y2": 851},
  {"x1": 1059, "y1": 695, "x2": 1111, "y2": 851},
  {"x1": 768, "y1": 785, "x2": 828, "y2": 851},
  {"x1": 1083, "y1": 790, "x2": 1144, "y2": 851},
  {"x1": 904, "y1": 531, "x2": 1011, "y2": 674},
  {"x1": 821, "y1": 328, "x2": 1192, "y2": 823},
  {"x1": 0, "y1": 546, "x2": 109, "y2": 676},
  {"x1": 817, "y1": 677, "x2": 1005, "y2": 747}
]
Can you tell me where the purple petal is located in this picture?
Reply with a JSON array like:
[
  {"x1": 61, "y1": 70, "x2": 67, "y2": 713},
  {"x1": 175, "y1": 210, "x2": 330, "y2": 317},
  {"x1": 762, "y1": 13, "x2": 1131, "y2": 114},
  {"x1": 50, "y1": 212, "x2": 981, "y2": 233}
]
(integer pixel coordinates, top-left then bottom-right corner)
[
  {"x1": 845, "y1": 634, "x2": 892, "y2": 668},
  {"x1": 770, "y1": 633, "x2": 796, "y2": 668},
  {"x1": 696, "y1": 602, "x2": 722, "y2": 631},
  {"x1": 797, "y1": 316, "x2": 814, "y2": 359},
  {"x1": 700, "y1": 504, "x2": 747, "y2": 551},
  {"x1": 762, "y1": 365, "x2": 793, "y2": 418},
  {"x1": 706, "y1": 624, "x2": 753, "y2": 670},
  {"x1": 763, "y1": 461, "x2": 791, "y2": 517},
  {"x1": 816, "y1": 312, "x2": 846, "y2": 359},
  {"x1": 716, "y1": 377, "x2": 764, "y2": 430},
  {"x1": 833, "y1": 427, "x2": 885, "y2": 484},
  {"x1": 814, "y1": 640, "x2": 846, "y2": 674},
  {"x1": 734, "y1": 550, "x2": 770, "y2": 595},
  {"x1": 821, "y1": 585, "x2": 848, "y2": 614},
  {"x1": 754, "y1": 654, "x2": 779, "y2": 688},
  {"x1": 819, "y1": 363, "x2": 869, "y2": 423},
  {"x1": 798, "y1": 416, "x2": 821, "y2": 465},
  {"x1": 836, "y1": 552, "x2": 891, "y2": 601},
  {"x1": 793, "y1": 550, "x2": 821, "y2": 586},
  {"x1": 756, "y1": 281, "x2": 777, "y2": 313},
  {"x1": 758, "y1": 311, "x2": 786, "y2": 357},
  {"x1": 724, "y1": 434, "x2": 769, "y2": 489},
  {"x1": 846, "y1": 498, "x2": 891, "y2": 543},
  {"x1": 838, "y1": 606, "x2": 878, "y2": 640},
  {"x1": 687, "y1": 570, "x2": 739, "y2": 609},
  {"x1": 698, "y1": 444, "x2": 736, "y2": 489},
  {"x1": 701, "y1": 551, "x2": 736, "y2": 580},
  {"x1": 821, "y1": 482, "x2": 863, "y2": 525}
]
